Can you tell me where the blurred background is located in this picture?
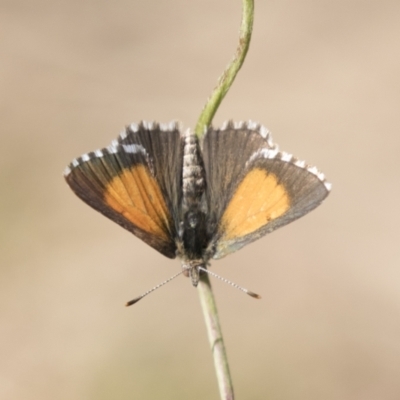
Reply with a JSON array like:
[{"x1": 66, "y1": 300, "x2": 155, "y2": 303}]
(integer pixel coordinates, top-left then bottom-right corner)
[{"x1": 1, "y1": 0, "x2": 399, "y2": 399}]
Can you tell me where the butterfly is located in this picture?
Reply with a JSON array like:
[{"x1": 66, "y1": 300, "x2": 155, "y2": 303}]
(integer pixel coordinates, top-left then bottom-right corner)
[{"x1": 64, "y1": 120, "x2": 330, "y2": 292}]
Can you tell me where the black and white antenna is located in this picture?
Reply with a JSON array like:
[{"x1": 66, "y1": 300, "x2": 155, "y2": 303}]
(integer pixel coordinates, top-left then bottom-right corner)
[
  {"x1": 125, "y1": 270, "x2": 184, "y2": 306},
  {"x1": 198, "y1": 267, "x2": 261, "y2": 299},
  {"x1": 125, "y1": 267, "x2": 261, "y2": 306}
]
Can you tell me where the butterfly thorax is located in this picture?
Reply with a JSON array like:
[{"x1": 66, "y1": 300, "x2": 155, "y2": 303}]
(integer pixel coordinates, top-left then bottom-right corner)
[{"x1": 178, "y1": 130, "x2": 210, "y2": 286}]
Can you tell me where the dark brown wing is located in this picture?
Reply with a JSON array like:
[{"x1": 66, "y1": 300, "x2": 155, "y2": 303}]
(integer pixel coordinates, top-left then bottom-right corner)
[
  {"x1": 64, "y1": 121, "x2": 183, "y2": 258},
  {"x1": 202, "y1": 121, "x2": 331, "y2": 259}
]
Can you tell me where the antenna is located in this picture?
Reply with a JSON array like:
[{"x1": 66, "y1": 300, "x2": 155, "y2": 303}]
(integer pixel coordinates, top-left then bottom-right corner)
[
  {"x1": 125, "y1": 266, "x2": 261, "y2": 306},
  {"x1": 125, "y1": 270, "x2": 184, "y2": 306},
  {"x1": 198, "y1": 267, "x2": 261, "y2": 299}
]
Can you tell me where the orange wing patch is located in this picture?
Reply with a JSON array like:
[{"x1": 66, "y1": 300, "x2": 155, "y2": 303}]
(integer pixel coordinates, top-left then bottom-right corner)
[
  {"x1": 221, "y1": 168, "x2": 290, "y2": 240},
  {"x1": 103, "y1": 165, "x2": 171, "y2": 241}
]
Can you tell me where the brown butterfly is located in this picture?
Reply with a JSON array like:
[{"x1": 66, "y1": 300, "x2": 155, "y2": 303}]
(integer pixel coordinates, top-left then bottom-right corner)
[{"x1": 64, "y1": 121, "x2": 330, "y2": 296}]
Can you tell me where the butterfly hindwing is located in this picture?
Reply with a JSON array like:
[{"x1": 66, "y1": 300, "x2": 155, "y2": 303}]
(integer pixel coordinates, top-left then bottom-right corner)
[
  {"x1": 64, "y1": 122, "x2": 182, "y2": 258},
  {"x1": 202, "y1": 122, "x2": 330, "y2": 259}
]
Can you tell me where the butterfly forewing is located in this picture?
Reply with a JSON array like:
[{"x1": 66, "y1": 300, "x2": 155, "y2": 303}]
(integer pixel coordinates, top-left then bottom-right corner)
[
  {"x1": 64, "y1": 122, "x2": 182, "y2": 258},
  {"x1": 202, "y1": 123, "x2": 330, "y2": 259},
  {"x1": 202, "y1": 121, "x2": 276, "y2": 240}
]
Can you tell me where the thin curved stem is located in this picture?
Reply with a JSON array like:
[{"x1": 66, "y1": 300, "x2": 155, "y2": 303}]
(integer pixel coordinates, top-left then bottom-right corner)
[
  {"x1": 196, "y1": 2, "x2": 255, "y2": 399},
  {"x1": 195, "y1": 0, "x2": 254, "y2": 139},
  {"x1": 198, "y1": 273, "x2": 234, "y2": 400}
]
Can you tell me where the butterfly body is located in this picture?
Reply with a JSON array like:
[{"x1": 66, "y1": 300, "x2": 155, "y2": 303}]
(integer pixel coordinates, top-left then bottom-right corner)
[
  {"x1": 64, "y1": 121, "x2": 331, "y2": 286},
  {"x1": 179, "y1": 129, "x2": 210, "y2": 285}
]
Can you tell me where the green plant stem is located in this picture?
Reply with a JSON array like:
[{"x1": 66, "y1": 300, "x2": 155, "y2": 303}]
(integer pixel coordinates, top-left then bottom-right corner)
[
  {"x1": 196, "y1": 1, "x2": 254, "y2": 399},
  {"x1": 194, "y1": 0, "x2": 254, "y2": 139}
]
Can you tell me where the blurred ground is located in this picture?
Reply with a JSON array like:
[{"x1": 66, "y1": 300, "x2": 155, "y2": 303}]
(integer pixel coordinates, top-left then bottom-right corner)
[{"x1": 1, "y1": 1, "x2": 400, "y2": 399}]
